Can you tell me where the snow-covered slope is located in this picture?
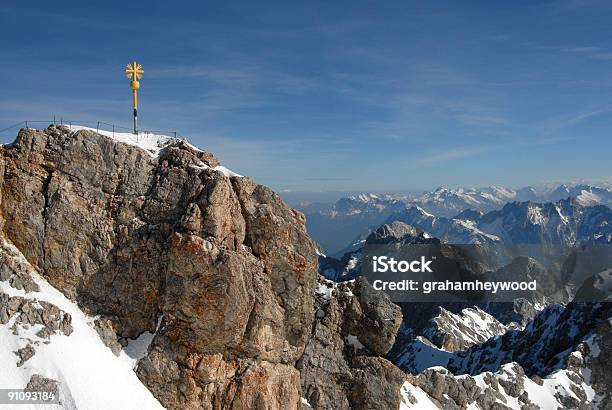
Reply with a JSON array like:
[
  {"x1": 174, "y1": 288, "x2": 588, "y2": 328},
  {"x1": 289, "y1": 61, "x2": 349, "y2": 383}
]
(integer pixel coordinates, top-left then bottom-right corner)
[
  {"x1": 0, "y1": 236, "x2": 164, "y2": 410},
  {"x1": 67, "y1": 125, "x2": 175, "y2": 157}
]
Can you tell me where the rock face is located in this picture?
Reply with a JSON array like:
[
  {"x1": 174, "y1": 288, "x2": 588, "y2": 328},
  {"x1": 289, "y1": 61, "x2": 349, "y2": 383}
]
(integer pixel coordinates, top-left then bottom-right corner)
[
  {"x1": 0, "y1": 125, "x2": 405, "y2": 409},
  {"x1": 298, "y1": 277, "x2": 404, "y2": 409},
  {"x1": 0, "y1": 292, "x2": 73, "y2": 336},
  {"x1": 25, "y1": 374, "x2": 59, "y2": 395}
]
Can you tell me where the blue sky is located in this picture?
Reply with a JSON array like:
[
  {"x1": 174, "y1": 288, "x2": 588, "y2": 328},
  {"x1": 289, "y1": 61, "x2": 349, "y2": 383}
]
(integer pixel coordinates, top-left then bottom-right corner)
[{"x1": 1, "y1": 0, "x2": 611, "y2": 192}]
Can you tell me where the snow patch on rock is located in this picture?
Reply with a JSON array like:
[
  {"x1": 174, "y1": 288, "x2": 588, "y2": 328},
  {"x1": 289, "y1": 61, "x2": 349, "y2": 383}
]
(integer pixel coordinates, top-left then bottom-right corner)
[
  {"x1": 0, "y1": 237, "x2": 164, "y2": 410},
  {"x1": 68, "y1": 125, "x2": 242, "y2": 177}
]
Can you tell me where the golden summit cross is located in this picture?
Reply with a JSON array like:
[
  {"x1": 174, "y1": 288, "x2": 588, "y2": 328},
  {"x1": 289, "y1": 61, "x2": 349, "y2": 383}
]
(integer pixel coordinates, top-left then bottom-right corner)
[
  {"x1": 125, "y1": 61, "x2": 144, "y2": 81},
  {"x1": 125, "y1": 61, "x2": 144, "y2": 134}
]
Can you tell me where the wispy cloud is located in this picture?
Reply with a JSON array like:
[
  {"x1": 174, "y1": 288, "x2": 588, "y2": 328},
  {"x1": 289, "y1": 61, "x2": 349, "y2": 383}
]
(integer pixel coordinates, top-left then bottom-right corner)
[
  {"x1": 560, "y1": 46, "x2": 612, "y2": 61},
  {"x1": 568, "y1": 107, "x2": 612, "y2": 124},
  {"x1": 304, "y1": 177, "x2": 352, "y2": 181},
  {"x1": 517, "y1": 136, "x2": 577, "y2": 147},
  {"x1": 412, "y1": 145, "x2": 497, "y2": 166},
  {"x1": 150, "y1": 61, "x2": 321, "y2": 96},
  {"x1": 535, "y1": 106, "x2": 612, "y2": 136},
  {"x1": 552, "y1": 0, "x2": 612, "y2": 13},
  {"x1": 562, "y1": 46, "x2": 601, "y2": 53}
]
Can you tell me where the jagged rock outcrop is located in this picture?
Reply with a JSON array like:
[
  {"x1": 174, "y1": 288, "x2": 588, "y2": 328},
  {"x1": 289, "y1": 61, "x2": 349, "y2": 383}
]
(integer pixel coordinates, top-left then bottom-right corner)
[
  {"x1": 364, "y1": 221, "x2": 428, "y2": 245},
  {"x1": 397, "y1": 288, "x2": 612, "y2": 408},
  {"x1": 401, "y1": 340, "x2": 604, "y2": 409},
  {"x1": 0, "y1": 125, "x2": 317, "y2": 408},
  {"x1": 0, "y1": 292, "x2": 73, "y2": 336},
  {"x1": 421, "y1": 307, "x2": 509, "y2": 352},
  {"x1": 0, "y1": 125, "x2": 406, "y2": 409},
  {"x1": 297, "y1": 277, "x2": 403, "y2": 409},
  {"x1": 25, "y1": 374, "x2": 59, "y2": 395},
  {"x1": 448, "y1": 300, "x2": 612, "y2": 377},
  {"x1": 319, "y1": 221, "x2": 436, "y2": 282}
]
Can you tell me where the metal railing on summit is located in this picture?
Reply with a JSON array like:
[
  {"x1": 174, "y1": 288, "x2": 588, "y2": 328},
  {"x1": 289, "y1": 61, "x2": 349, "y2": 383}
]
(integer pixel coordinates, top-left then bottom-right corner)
[{"x1": 0, "y1": 119, "x2": 178, "y2": 143}]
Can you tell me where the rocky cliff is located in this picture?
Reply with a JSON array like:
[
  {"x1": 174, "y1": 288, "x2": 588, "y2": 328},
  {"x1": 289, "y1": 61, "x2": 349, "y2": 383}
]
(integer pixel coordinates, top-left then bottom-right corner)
[{"x1": 0, "y1": 125, "x2": 405, "y2": 409}]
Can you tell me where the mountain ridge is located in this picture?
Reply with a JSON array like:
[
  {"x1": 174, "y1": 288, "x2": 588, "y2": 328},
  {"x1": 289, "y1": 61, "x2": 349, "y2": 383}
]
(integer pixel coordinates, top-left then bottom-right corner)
[{"x1": 302, "y1": 183, "x2": 612, "y2": 255}]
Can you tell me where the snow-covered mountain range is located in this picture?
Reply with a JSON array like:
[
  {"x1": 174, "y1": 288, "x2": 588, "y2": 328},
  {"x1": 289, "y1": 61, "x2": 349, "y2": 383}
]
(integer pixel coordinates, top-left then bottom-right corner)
[
  {"x1": 390, "y1": 198, "x2": 612, "y2": 245},
  {"x1": 318, "y1": 217, "x2": 612, "y2": 408},
  {"x1": 408, "y1": 183, "x2": 612, "y2": 218},
  {"x1": 304, "y1": 184, "x2": 612, "y2": 255},
  {"x1": 304, "y1": 193, "x2": 409, "y2": 255},
  {"x1": 319, "y1": 198, "x2": 612, "y2": 287}
]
